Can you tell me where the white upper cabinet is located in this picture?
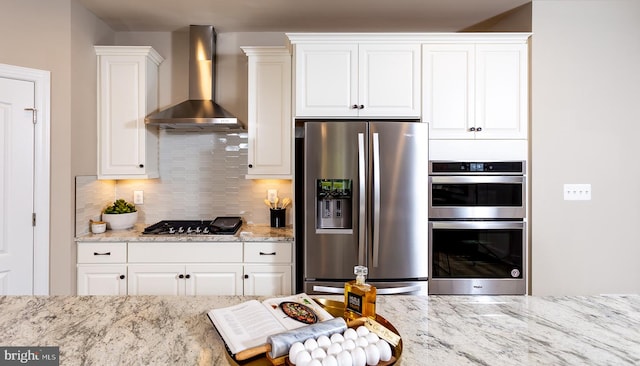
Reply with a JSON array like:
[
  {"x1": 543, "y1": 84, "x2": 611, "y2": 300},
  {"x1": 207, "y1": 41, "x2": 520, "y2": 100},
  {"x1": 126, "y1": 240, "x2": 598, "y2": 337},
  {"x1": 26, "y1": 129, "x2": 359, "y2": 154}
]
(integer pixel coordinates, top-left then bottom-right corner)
[
  {"x1": 95, "y1": 46, "x2": 164, "y2": 179},
  {"x1": 423, "y1": 41, "x2": 528, "y2": 139},
  {"x1": 290, "y1": 37, "x2": 421, "y2": 118},
  {"x1": 242, "y1": 47, "x2": 292, "y2": 179}
]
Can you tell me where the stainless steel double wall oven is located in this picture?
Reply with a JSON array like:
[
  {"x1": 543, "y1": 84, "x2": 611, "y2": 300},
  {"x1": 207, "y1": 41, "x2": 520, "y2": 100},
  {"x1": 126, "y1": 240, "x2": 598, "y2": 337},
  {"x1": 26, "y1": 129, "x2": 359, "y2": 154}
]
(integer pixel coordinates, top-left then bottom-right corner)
[{"x1": 428, "y1": 161, "x2": 526, "y2": 295}]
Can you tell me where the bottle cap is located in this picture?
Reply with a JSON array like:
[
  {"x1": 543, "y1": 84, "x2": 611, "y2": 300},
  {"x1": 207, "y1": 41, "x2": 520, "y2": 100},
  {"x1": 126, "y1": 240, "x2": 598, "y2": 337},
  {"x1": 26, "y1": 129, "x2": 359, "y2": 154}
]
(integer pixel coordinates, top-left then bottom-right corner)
[{"x1": 354, "y1": 265, "x2": 368, "y2": 276}]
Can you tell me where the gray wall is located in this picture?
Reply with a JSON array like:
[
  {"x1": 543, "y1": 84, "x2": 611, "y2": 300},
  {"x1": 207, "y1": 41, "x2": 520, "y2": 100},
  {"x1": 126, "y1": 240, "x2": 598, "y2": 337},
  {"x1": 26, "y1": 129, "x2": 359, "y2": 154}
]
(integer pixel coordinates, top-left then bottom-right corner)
[{"x1": 531, "y1": 0, "x2": 640, "y2": 295}]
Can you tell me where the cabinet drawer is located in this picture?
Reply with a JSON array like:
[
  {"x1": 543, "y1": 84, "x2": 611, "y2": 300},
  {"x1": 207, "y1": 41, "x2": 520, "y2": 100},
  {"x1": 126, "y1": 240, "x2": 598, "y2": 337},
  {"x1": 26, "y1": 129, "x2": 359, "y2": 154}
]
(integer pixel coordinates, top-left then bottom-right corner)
[
  {"x1": 128, "y1": 242, "x2": 243, "y2": 263},
  {"x1": 78, "y1": 242, "x2": 127, "y2": 263},
  {"x1": 244, "y1": 242, "x2": 291, "y2": 263}
]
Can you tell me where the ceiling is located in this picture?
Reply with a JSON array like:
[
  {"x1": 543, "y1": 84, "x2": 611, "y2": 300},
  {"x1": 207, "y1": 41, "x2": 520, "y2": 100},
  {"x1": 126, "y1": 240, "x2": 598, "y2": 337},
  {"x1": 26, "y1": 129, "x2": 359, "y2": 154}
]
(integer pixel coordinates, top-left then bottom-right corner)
[{"x1": 77, "y1": 0, "x2": 531, "y2": 33}]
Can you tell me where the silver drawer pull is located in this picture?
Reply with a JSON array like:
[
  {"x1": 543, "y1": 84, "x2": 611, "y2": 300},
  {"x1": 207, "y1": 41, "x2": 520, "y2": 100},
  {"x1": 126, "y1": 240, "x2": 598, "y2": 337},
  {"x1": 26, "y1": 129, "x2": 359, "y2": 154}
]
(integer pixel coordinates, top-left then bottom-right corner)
[
  {"x1": 259, "y1": 251, "x2": 276, "y2": 256},
  {"x1": 93, "y1": 252, "x2": 111, "y2": 256}
]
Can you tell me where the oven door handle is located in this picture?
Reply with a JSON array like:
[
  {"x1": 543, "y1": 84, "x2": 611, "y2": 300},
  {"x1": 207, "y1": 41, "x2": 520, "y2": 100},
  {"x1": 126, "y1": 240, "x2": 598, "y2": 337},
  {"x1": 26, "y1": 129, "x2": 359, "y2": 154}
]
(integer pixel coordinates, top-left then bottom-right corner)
[
  {"x1": 430, "y1": 221, "x2": 525, "y2": 230},
  {"x1": 430, "y1": 176, "x2": 525, "y2": 184}
]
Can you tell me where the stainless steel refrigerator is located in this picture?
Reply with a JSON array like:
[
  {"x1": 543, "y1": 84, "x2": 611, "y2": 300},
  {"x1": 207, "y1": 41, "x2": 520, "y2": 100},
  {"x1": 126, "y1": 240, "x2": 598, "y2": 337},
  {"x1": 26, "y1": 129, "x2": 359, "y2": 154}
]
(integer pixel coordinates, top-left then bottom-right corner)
[{"x1": 298, "y1": 120, "x2": 429, "y2": 295}]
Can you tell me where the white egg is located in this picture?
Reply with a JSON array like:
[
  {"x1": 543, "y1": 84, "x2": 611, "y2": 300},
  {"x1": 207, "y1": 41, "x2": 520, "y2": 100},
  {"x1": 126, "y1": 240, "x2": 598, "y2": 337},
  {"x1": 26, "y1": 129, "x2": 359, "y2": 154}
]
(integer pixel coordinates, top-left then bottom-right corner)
[
  {"x1": 316, "y1": 335, "x2": 332, "y2": 349},
  {"x1": 336, "y1": 350, "x2": 353, "y2": 366},
  {"x1": 289, "y1": 342, "x2": 306, "y2": 364},
  {"x1": 364, "y1": 344, "x2": 380, "y2": 365},
  {"x1": 307, "y1": 359, "x2": 323, "y2": 366},
  {"x1": 355, "y1": 337, "x2": 369, "y2": 348},
  {"x1": 305, "y1": 338, "x2": 319, "y2": 352},
  {"x1": 350, "y1": 347, "x2": 366, "y2": 366},
  {"x1": 376, "y1": 339, "x2": 392, "y2": 362},
  {"x1": 322, "y1": 355, "x2": 338, "y2": 366},
  {"x1": 365, "y1": 332, "x2": 379, "y2": 344},
  {"x1": 294, "y1": 350, "x2": 312, "y2": 366},
  {"x1": 311, "y1": 347, "x2": 327, "y2": 360},
  {"x1": 341, "y1": 339, "x2": 356, "y2": 352},
  {"x1": 326, "y1": 342, "x2": 343, "y2": 356},
  {"x1": 356, "y1": 326, "x2": 369, "y2": 337},
  {"x1": 343, "y1": 328, "x2": 358, "y2": 341},
  {"x1": 330, "y1": 333, "x2": 345, "y2": 344}
]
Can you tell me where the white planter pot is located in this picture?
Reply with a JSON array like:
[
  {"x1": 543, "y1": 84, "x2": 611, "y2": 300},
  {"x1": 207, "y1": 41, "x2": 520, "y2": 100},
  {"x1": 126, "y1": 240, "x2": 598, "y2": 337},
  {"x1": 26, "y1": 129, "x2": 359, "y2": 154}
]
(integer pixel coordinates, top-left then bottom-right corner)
[{"x1": 102, "y1": 211, "x2": 138, "y2": 230}]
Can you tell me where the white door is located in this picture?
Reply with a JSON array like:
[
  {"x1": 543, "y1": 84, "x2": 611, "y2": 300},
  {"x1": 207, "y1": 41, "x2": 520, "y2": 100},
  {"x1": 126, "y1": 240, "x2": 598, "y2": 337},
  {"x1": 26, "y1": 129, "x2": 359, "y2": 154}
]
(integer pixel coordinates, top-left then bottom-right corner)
[
  {"x1": 77, "y1": 265, "x2": 127, "y2": 295},
  {"x1": 244, "y1": 265, "x2": 292, "y2": 296},
  {"x1": 0, "y1": 77, "x2": 35, "y2": 295}
]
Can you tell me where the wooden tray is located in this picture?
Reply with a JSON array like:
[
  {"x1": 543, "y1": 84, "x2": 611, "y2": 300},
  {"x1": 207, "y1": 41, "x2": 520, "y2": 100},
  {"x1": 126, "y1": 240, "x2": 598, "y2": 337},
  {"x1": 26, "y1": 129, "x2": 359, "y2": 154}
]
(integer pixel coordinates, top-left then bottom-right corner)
[{"x1": 223, "y1": 298, "x2": 403, "y2": 366}]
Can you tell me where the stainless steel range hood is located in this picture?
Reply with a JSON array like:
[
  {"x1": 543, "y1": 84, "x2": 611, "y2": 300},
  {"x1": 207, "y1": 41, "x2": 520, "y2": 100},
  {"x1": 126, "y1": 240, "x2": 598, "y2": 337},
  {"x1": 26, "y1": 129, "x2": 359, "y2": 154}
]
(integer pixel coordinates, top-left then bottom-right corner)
[{"x1": 145, "y1": 25, "x2": 243, "y2": 130}]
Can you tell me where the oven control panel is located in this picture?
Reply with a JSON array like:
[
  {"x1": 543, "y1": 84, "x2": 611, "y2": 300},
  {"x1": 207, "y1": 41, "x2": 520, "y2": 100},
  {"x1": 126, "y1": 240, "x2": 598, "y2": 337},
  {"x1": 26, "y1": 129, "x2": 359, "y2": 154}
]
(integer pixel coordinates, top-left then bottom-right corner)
[{"x1": 429, "y1": 161, "x2": 525, "y2": 175}]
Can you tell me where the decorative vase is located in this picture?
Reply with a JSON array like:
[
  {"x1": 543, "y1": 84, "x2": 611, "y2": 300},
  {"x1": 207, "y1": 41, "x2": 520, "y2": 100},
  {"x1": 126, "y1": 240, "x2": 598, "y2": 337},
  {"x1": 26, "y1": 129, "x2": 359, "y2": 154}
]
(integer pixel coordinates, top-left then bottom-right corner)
[{"x1": 101, "y1": 211, "x2": 138, "y2": 230}]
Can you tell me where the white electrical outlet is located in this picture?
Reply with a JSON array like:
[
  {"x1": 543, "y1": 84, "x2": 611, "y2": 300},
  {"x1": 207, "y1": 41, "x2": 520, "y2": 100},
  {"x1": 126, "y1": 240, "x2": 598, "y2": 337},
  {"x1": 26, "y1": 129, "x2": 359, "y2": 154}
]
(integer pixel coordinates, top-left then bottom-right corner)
[
  {"x1": 563, "y1": 184, "x2": 591, "y2": 201},
  {"x1": 133, "y1": 190, "x2": 144, "y2": 204},
  {"x1": 267, "y1": 189, "x2": 278, "y2": 203}
]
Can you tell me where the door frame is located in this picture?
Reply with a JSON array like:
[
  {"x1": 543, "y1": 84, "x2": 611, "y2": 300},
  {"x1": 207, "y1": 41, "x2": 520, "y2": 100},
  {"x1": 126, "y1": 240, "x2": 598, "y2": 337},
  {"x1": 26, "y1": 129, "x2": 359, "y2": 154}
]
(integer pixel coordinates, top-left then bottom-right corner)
[{"x1": 0, "y1": 63, "x2": 51, "y2": 295}]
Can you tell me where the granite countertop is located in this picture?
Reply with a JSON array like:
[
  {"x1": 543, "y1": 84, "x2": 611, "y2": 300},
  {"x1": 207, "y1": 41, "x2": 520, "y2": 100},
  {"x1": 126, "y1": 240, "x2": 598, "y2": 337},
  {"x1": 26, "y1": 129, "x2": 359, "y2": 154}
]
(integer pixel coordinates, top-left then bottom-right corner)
[
  {"x1": 76, "y1": 223, "x2": 293, "y2": 242},
  {"x1": 1, "y1": 294, "x2": 639, "y2": 365}
]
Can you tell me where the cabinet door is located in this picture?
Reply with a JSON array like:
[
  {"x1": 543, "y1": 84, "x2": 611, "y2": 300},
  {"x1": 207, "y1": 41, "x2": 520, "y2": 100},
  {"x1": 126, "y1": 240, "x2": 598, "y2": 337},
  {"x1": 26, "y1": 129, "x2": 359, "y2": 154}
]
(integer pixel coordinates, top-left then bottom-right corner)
[
  {"x1": 185, "y1": 264, "x2": 243, "y2": 296},
  {"x1": 475, "y1": 44, "x2": 528, "y2": 139},
  {"x1": 423, "y1": 44, "x2": 476, "y2": 139},
  {"x1": 245, "y1": 48, "x2": 292, "y2": 178},
  {"x1": 358, "y1": 44, "x2": 421, "y2": 117},
  {"x1": 96, "y1": 47, "x2": 162, "y2": 179},
  {"x1": 295, "y1": 44, "x2": 358, "y2": 117},
  {"x1": 244, "y1": 264, "x2": 292, "y2": 296},
  {"x1": 77, "y1": 264, "x2": 127, "y2": 295},
  {"x1": 127, "y1": 264, "x2": 184, "y2": 295}
]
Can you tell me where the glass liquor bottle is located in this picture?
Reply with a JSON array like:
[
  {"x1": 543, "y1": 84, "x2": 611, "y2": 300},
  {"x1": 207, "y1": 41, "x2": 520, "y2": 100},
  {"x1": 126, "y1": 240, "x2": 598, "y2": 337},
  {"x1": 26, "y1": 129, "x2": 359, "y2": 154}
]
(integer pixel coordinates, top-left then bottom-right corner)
[{"x1": 344, "y1": 265, "x2": 377, "y2": 320}]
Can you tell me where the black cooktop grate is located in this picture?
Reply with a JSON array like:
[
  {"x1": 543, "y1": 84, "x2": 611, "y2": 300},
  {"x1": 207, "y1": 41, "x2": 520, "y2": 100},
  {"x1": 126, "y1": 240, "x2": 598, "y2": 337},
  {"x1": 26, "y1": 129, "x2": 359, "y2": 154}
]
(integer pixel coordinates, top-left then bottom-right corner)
[{"x1": 142, "y1": 217, "x2": 242, "y2": 235}]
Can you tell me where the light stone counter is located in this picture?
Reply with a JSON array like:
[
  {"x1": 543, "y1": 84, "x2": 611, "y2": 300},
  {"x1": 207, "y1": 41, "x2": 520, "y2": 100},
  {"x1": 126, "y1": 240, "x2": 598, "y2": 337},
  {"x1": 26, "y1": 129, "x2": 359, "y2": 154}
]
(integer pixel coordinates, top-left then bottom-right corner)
[
  {"x1": 1, "y1": 295, "x2": 639, "y2": 365},
  {"x1": 75, "y1": 223, "x2": 293, "y2": 242}
]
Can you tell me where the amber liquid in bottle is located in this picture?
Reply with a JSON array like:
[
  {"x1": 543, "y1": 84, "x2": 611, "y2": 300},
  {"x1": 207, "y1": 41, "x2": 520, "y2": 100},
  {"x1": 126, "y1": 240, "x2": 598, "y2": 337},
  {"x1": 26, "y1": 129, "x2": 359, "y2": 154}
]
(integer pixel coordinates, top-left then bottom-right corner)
[{"x1": 344, "y1": 265, "x2": 377, "y2": 320}]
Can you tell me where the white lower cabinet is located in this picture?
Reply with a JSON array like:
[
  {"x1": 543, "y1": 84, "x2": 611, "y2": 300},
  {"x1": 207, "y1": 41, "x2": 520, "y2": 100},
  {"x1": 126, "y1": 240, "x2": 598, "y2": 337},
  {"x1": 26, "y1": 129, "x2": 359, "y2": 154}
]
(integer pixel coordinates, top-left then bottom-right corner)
[
  {"x1": 243, "y1": 242, "x2": 293, "y2": 296},
  {"x1": 127, "y1": 263, "x2": 244, "y2": 296},
  {"x1": 77, "y1": 264, "x2": 127, "y2": 295},
  {"x1": 76, "y1": 241, "x2": 294, "y2": 296},
  {"x1": 76, "y1": 242, "x2": 127, "y2": 295}
]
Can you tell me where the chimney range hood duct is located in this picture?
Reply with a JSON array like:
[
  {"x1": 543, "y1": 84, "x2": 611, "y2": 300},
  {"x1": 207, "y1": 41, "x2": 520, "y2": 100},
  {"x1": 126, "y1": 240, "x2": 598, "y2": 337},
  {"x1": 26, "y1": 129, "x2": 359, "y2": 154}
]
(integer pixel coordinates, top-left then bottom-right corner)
[{"x1": 145, "y1": 25, "x2": 243, "y2": 130}]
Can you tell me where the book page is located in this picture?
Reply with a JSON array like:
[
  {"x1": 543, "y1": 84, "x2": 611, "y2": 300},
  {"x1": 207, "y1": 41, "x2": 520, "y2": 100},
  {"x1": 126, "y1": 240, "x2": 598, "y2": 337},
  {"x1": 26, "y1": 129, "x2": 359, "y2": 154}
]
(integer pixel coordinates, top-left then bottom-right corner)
[
  {"x1": 262, "y1": 293, "x2": 334, "y2": 330},
  {"x1": 207, "y1": 300, "x2": 287, "y2": 354}
]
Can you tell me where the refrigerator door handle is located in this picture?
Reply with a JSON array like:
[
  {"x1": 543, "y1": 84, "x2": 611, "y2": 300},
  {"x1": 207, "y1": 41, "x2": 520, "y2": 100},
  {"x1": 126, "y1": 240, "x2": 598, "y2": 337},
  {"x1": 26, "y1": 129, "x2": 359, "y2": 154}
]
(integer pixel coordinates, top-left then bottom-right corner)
[
  {"x1": 313, "y1": 285, "x2": 345, "y2": 294},
  {"x1": 377, "y1": 285, "x2": 425, "y2": 295},
  {"x1": 372, "y1": 133, "x2": 381, "y2": 268},
  {"x1": 358, "y1": 133, "x2": 366, "y2": 265}
]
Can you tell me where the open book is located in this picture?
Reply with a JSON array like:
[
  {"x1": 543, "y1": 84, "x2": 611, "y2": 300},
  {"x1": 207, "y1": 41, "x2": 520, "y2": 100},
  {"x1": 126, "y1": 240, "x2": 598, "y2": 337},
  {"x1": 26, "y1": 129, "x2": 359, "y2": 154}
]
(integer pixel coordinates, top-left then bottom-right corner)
[{"x1": 207, "y1": 293, "x2": 334, "y2": 355}]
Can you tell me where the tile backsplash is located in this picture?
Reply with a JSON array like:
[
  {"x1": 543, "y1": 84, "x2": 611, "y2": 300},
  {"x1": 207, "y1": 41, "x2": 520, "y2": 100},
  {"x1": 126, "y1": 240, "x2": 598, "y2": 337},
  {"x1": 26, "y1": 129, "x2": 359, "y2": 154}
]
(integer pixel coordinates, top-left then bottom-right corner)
[{"x1": 75, "y1": 129, "x2": 292, "y2": 236}]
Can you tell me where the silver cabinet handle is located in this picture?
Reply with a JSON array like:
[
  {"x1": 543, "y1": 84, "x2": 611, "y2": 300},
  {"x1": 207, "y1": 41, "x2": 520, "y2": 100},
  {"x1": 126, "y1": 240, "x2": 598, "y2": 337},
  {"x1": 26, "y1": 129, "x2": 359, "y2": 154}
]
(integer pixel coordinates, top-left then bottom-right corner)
[
  {"x1": 372, "y1": 133, "x2": 381, "y2": 268},
  {"x1": 357, "y1": 133, "x2": 366, "y2": 265}
]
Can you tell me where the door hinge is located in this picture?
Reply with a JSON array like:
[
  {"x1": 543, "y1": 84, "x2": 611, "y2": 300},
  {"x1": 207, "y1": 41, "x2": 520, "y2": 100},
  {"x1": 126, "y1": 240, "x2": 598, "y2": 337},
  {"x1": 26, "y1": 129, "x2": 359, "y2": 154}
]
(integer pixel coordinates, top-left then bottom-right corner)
[
  {"x1": 24, "y1": 107, "x2": 37, "y2": 124},
  {"x1": 32, "y1": 213, "x2": 36, "y2": 226}
]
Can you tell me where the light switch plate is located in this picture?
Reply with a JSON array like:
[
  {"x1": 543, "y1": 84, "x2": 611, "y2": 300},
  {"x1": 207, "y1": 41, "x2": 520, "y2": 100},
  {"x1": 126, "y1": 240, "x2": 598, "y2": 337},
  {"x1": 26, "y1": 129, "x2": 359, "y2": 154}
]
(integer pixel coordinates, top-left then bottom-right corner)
[
  {"x1": 564, "y1": 184, "x2": 591, "y2": 200},
  {"x1": 267, "y1": 189, "x2": 278, "y2": 203},
  {"x1": 133, "y1": 190, "x2": 144, "y2": 204}
]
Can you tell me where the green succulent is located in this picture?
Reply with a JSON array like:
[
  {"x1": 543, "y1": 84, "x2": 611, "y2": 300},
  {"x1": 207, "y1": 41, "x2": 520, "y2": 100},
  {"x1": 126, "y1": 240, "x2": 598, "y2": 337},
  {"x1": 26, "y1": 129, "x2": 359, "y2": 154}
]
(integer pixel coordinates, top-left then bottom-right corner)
[{"x1": 103, "y1": 199, "x2": 137, "y2": 214}]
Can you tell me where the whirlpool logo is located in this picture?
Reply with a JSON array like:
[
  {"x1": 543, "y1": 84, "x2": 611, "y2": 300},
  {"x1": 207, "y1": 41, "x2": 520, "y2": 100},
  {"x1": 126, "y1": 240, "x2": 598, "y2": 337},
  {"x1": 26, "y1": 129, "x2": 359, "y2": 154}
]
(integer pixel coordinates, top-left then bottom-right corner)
[{"x1": 1, "y1": 347, "x2": 58, "y2": 365}]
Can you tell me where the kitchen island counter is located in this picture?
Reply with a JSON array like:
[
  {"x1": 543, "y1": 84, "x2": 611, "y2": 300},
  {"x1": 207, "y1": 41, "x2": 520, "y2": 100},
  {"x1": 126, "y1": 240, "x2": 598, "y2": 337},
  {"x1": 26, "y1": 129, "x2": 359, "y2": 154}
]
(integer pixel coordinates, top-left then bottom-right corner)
[
  {"x1": 75, "y1": 223, "x2": 293, "y2": 242},
  {"x1": 1, "y1": 295, "x2": 639, "y2": 365}
]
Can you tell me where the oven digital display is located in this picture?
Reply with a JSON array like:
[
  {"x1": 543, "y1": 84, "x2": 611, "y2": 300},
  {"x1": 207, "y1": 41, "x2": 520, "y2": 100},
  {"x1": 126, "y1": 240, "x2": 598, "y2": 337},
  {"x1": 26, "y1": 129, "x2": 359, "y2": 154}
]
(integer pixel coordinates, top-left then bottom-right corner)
[{"x1": 469, "y1": 163, "x2": 484, "y2": 172}]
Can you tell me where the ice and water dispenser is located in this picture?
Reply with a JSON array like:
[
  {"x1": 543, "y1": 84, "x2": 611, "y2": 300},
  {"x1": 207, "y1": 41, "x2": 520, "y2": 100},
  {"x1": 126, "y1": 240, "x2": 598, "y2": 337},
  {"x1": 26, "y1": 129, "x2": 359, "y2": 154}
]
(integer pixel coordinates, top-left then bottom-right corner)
[{"x1": 316, "y1": 179, "x2": 352, "y2": 229}]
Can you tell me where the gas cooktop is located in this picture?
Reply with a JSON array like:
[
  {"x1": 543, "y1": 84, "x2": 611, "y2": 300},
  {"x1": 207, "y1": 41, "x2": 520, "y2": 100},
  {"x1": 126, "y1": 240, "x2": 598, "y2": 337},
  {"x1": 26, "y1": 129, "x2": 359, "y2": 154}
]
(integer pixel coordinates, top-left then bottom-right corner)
[{"x1": 142, "y1": 217, "x2": 242, "y2": 235}]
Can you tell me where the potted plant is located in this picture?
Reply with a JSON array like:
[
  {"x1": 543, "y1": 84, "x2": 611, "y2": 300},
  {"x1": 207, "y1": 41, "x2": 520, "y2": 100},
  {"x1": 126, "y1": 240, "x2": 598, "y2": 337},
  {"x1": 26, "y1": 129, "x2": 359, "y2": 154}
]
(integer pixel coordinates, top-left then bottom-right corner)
[{"x1": 101, "y1": 199, "x2": 138, "y2": 230}]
